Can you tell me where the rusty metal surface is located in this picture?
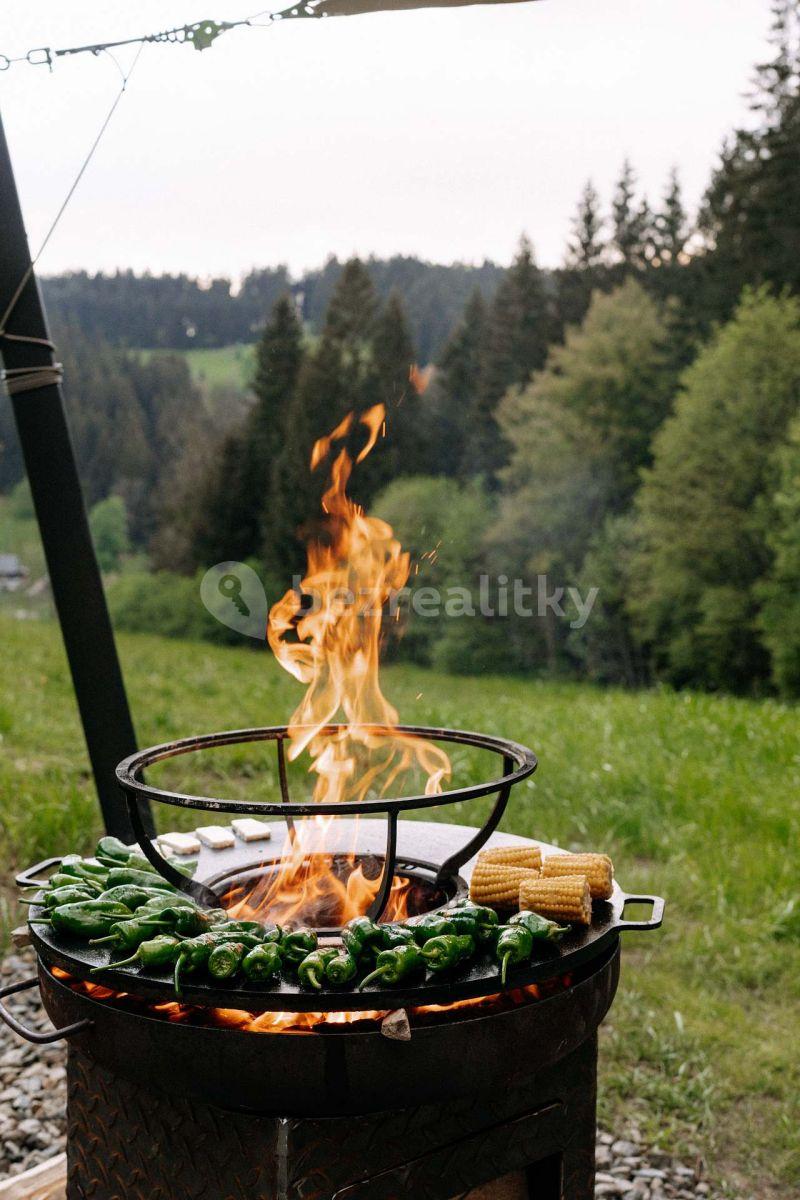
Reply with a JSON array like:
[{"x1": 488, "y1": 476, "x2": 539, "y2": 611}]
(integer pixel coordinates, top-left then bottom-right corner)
[{"x1": 28, "y1": 822, "x2": 661, "y2": 1013}]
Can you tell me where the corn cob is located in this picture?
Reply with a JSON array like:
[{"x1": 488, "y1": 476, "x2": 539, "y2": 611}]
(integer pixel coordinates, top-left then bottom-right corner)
[
  {"x1": 469, "y1": 863, "x2": 540, "y2": 909},
  {"x1": 518, "y1": 874, "x2": 592, "y2": 926},
  {"x1": 476, "y1": 844, "x2": 542, "y2": 872},
  {"x1": 541, "y1": 853, "x2": 614, "y2": 900}
]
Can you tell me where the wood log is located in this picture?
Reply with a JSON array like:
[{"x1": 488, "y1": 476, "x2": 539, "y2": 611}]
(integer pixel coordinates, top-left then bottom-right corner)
[{"x1": 0, "y1": 1155, "x2": 66, "y2": 1200}]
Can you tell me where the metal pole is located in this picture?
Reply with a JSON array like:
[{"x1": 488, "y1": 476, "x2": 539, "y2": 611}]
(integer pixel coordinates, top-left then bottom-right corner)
[{"x1": 0, "y1": 109, "x2": 152, "y2": 840}]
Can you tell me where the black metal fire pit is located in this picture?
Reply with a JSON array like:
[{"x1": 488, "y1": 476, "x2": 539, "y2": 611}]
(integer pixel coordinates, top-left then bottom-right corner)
[{"x1": 1, "y1": 727, "x2": 665, "y2": 1200}]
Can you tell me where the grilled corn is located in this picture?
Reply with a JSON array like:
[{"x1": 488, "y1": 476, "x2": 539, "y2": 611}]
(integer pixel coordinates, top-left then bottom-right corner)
[
  {"x1": 476, "y1": 844, "x2": 542, "y2": 872},
  {"x1": 518, "y1": 874, "x2": 592, "y2": 926},
  {"x1": 469, "y1": 863, "x2": 539, "y2": 908},
  {"x1": 541, "y1": 853, "x2": 613, "y2": 900}
]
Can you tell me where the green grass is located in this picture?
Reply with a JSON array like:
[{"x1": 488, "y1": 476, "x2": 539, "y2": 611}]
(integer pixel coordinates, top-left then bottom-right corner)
[
  {"x1": 135, "y1": 344, "x2": 255, "y2": 407},
  {"x1": 181, "y1": 344, "x2": 255, "y2": 390},
  {"x1": 1, "y1": 615, "x2": 797, "y2": 1196}
]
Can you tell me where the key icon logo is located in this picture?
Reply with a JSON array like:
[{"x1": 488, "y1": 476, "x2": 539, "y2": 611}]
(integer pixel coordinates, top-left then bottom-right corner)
[
  {"x1": 200, "y1": 562, "x2": 268, "y2": 639},
  {"x1": 218, "y1": 572, "x2": 250, "y2": 617}
]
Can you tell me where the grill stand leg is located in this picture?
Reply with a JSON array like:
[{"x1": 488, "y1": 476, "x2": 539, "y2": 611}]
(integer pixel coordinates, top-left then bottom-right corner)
[{"x1": 65, "y1": 1035, "x2": 597, "y2": 1200}]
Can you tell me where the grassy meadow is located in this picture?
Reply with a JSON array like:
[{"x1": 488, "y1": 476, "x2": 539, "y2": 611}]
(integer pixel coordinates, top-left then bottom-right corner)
[
  {"x1": 136, "y1": 343, "x2": 254, "y2": 390},
  {"x1": 1, "y1": 615, "x2": 798, "y2": 1196}
]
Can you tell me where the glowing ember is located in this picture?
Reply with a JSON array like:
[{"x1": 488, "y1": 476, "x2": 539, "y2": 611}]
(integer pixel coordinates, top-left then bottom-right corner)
[
  {"x1": 55, "y1": 968, "x2": 570, "y2": 1034},
  {"x1": 229, "y1": 404, "x2": 451, "y2": 929}
]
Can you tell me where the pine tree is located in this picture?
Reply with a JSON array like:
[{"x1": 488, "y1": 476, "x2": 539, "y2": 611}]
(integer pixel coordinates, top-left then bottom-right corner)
[
  {"x1": 701, "y1": 1, "x2": 800, "y2": 311},
  {"x1": 566, "y1": 180, "x2": 604, "y2": 269},
  {"x1": 186, "y1": 295, "x2": 304, "y2": 568},
  {"x1": 431, "y1": 288, "x2": 488, "y2": 477},
  {"x1": 251, "y1": 296, "x2": 303, "y2": 562},
  {"x1": 358, "y1": 291, "x2": 424, "y2": 498},
  {"x1": 266, "y1": 334, "x2": 351, "y2": 580},
  {"x1": 654, "y1": 168, "x2": 689, "y2": 265},
  {"x1": 611, "y1": 159, "x2": 648, "y2": 269},
  {"x1": 324, "y1": 258, "x2": 378, "y2": 358},
  {"x1": 466, "y1": 236, "x2": 554, "y2": 485}
]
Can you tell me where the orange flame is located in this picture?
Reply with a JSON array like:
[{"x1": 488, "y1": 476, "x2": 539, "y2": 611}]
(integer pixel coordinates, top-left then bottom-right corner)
[
  {"x1": 232, "y1": 405, "x2": 450, "y2": 929},
  {"x1": 56, "y1": 967, "x2": 566, "y2": 1035}
]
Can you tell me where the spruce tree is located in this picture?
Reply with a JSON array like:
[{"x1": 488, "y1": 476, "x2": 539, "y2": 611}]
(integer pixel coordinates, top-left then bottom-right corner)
[
  {"x1": 611, "y1": 159, "x2": 648, "y2": 269},
  {"x1": 186, "y1": 295, "x2": 303, "y2": 568},
  {"x1": 701, "y1": 1, "x2": 800, "y2": 312},
  {"x1": 654, "y1": 168, "x2": 689, "y2": 265},
  {"x1": 325, "y1": 258, "x2": 378, "y2": 359},
  {"x1": 431, "y1": 288, "x2": 488, "y2": 477},
  {"x1": 566, "y1": 180, "x2": 604, "y2": 269},
  {"x1": 267, "y1": 333, "x2": 351, "y2": 581},
  {"x1": 467, "y1": 236, "x2": 554, "y2": 485},
  {"x1": 359, "y1": 291, "x2": 424, "y2": 497}
]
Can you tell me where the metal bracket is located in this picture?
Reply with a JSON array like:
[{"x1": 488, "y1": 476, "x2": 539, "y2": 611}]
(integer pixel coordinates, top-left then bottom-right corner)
[
  {"x1": 365, "y1": 811, "x2": 398, "y2": 924},
  {"x1": 126, "y1": 793, "x2": 222, "y2": 909},
  {"x1": 435, "y1": 756, "x2": 515, "y2": 884}
]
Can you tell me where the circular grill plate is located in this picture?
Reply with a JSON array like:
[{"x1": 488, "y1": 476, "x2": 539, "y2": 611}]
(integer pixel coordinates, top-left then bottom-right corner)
[{"x1": 29, "y1": 821, "x2": 662, "y2": 1013}]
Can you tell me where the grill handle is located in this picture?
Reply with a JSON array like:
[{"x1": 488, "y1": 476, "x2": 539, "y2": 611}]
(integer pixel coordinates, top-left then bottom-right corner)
[
  {"x1": 0, "y1": 977, "x2": 93, "y2": 1044},
  {"x1": 14, "y1": 857, "x2": 63, "y2": 889},
  {"x1": 617, "y1": 894, "x2": 665, "y2": 931}
]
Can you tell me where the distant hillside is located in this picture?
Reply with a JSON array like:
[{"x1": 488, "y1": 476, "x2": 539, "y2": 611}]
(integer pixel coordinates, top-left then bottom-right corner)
[{"x1": 41, "y1": 256, "x2": 508, "y2": 365}]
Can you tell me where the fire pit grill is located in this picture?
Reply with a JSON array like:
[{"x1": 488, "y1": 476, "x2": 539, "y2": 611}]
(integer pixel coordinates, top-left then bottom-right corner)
[
  {"x1": 22, "y1": 823, "x2": 663, "y2": 1011},
  {"x1": 114, "y1": 722, "x2": 539, "y2": 916},
  {"x1": 4, "y1": 732, "x2": 665, "y2": 1199}
]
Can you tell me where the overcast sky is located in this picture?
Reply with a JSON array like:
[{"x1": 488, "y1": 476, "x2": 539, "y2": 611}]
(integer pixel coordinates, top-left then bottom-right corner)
[{"x1": 1, "y1": 0, "x2": 772, "y2": 280}]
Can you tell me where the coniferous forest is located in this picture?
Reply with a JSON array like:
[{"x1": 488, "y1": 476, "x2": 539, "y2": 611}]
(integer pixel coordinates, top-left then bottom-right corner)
[{"x1": 3, "y1": 0, "x2": 800, "y2": 698}]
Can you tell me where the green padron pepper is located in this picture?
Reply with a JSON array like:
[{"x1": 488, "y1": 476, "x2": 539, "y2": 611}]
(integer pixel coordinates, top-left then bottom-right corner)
[
  {"x1": 381, "y1": 924, "x2": 416, "y2": 950},
  {"x1": 508, "y1": 911, "x2": 568, "y2": 941},
  {"x1": 409, "y1": 913, "x2": 456, "y2": 946},
  {"x1": 93, "y1": 934, "x2": 182, "y2": 974},
  {"x1": 90, "y1": 912, "x2": 174, "y2": 952},
  {"x1": 138, "y1": 894, "x2": 197, "y2": 916},
  {"x1": 325, "y1": 951, "x2": 358, "y2": 987},
  {"x1": 46, "y1": 901, "x2": 135, "y2": 940},
  {"x1": 420, "y1": 933, "x2": 476, "y2": 973},
  {"x1": 451, "y1": 900, "x2": 500, "y2": 944},
  {"x1": 22, "y1": 885, "x2": 95, "y2": 910},
  {"x1": 97, "y1": 885, "x2": 157, "y2": 911},
  {"x1": 155, "y1": 906, "x2": 217, "y2": 937},
  {"x1": 242, "y1": 942, "x2": 283, "y2": 982},
  {"x1": 173, "y1": 933, "x2": 219, "y2": 996},
  {"x1": 106, "y1": 867, "x2": 176, "y2": 892},
  {"x1": 95, "y1": 836, "x2": 132, "y2": 865},
  {"x1": 44, "y1": 872, "x2": 104, "y2": 895},
  {"x1": 60, "y1": 855, "x2": 109, "y2": 881},
  {"x1": 495, "y1": 925, "x2": 534, "y2": 987},
  {"x1": 298, "y1": 948, "x2": 338, "y2": 990},
  {"x1": 219, "y1": 920, "x2": 272, "y2": 939},
  {"x1": 208, "y1": 941, "x2": 247, "y2": 980},
  {"x1": 280, "y1": 928, "x2": 319, "y2": 966},
  {"x1": 360, "y1": 943, "x2": 424, "y2": 989},
  {"x1": 341, "y1": 916, "x2": 387, "y2": 959}
]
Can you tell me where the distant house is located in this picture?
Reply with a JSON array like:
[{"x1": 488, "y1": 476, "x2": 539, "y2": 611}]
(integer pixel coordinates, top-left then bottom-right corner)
[{"x1": 0, "y1": 554, "x2": 27, "y2": 592}]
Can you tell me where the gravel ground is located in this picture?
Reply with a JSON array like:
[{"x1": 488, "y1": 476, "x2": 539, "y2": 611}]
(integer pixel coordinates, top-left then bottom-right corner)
[{"x1": 0, "y1": 950, "x2": 722, "y2": 1197}]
